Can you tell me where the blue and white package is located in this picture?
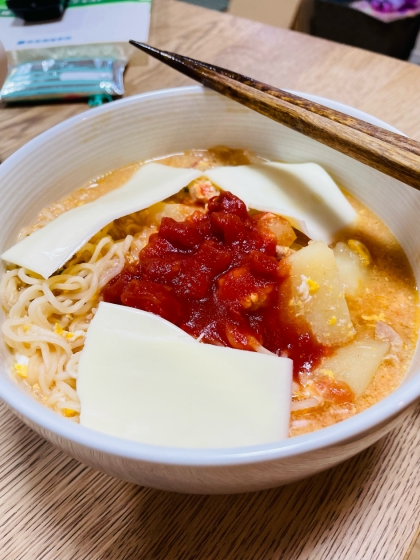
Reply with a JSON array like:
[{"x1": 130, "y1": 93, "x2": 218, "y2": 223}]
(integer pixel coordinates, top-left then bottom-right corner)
[{"x1": 0, "y1": 57, "x2": 125, "y2": 102}]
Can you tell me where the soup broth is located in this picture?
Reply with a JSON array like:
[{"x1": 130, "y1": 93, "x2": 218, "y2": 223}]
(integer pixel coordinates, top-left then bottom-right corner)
[{"x1": 1, "y1": 147, "x2": 418, "y2": 437}]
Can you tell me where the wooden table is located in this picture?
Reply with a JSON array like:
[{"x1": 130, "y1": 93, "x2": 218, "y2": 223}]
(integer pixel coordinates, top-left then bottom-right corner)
[{"x1": 1, "y1": 1, "x2": 420, "y2": 558}]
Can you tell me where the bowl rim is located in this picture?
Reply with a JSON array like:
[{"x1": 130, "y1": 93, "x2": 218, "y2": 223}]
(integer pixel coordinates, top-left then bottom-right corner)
[{"x1": 0, "y1": 85, "x2": 419, "y2": 467}]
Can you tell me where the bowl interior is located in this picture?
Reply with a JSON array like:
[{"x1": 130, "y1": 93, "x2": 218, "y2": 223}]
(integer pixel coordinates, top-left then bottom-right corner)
[{"x1": 0, "y1": 85, "x2": 419, "y2": 465}]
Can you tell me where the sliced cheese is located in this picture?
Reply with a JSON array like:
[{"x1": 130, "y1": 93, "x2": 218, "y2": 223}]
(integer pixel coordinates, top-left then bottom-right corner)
[
  {"x1": 205, "y1": 162, "x2": 356, "y2": 243},
  {"x1": 2, "y1": 160, "x2": 356, "y2": 280},
  {"x1": 1, "y1": 164, "x2": 202, "y2": 279},
  {"x1": 78, "y1": 302, "x2": 293, "y2": 448}
]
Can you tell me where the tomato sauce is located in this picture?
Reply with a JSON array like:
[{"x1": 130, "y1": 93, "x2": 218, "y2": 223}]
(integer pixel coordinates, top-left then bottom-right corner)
[{"x1": 103, "y1": 191, "x2": 330, "y2": 378}]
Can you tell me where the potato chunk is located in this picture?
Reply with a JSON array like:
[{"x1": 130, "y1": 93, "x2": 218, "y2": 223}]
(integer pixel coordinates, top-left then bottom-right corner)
[
  {"x1": 315, "y1": 337, "x2": 390, "y2": 396},
  {"x1": 333, "y1": 242, "x2": 367, "y2": 297},
  {"x1": 280, "y1": 241, "x2": 355, "y2": 346}
]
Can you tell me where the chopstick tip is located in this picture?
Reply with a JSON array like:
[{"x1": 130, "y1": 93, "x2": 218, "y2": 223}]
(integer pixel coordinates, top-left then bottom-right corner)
[
  {"x1": 129, "y1": 40, "x2": 146, "y2": 48},
  {"x1": 129, "y1": 41, "x2": 160, "y2": 54},
  {"x1": 129, "y1": 41, "x2": 188, "y2": 66}
]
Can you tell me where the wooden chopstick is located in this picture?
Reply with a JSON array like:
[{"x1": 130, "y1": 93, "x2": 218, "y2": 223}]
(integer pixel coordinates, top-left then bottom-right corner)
[{"x1": 129, "y1": 40, "x2": 420, "y2": 190}]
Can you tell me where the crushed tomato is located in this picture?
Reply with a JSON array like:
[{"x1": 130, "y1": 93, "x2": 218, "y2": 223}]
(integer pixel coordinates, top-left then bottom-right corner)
[{"x1": 103, "y1": 191, "x2": 333, "y2": 381}]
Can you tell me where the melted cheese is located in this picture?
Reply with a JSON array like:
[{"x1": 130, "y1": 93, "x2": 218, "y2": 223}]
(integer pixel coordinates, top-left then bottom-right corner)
[
  {"x1": 1, "y1": 164, "x2": 202, "y2": 279},
  {"x1": 205, "y1": 162, "x2": 356, "y2": 243},
  {"x1": 78, "y1": 303, "x2": 293, "y2": 448},
  {"x1": 2, "y1": 161, "x2": 356, "y2": 279}
]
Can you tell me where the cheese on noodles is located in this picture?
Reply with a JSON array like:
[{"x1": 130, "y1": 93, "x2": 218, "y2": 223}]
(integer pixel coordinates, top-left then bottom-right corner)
[{"x1": 0, "y1": 217, "x2": 156, "y2": 417}]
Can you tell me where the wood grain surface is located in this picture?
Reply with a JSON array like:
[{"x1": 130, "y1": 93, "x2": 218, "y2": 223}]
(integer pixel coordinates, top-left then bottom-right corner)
[
  {"x1": 412, "y1": 539, "x2": 420, "y2": 560},
  {"x1": 1, "y1": 1, "x2": 420, "y2": 558}
]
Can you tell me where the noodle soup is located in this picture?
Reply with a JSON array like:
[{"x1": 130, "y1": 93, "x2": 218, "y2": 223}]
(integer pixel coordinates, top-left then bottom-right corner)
[{"x1": 1, "y1": 147, "x2": 417, "y2": 440}]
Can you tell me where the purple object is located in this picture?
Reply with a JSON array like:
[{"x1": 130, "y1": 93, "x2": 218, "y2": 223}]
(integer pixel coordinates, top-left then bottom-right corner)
[{"x1": 370, "y1": 0, "x2": 420, "y2": 12}]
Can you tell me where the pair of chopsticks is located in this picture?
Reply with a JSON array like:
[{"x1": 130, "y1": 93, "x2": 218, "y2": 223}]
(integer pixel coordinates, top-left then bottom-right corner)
[{"x1": 130, "y1": 40, "x2": 420, "y2": 191}]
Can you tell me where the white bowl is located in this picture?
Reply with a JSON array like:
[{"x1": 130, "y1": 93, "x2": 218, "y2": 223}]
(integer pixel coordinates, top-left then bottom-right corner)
[{"x1": 1, "y1": 86, "x2": 419, "y2": 494}]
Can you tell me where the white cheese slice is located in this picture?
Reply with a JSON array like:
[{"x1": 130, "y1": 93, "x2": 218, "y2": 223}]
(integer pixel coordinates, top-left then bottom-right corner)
[
  {"x1": 1, "y1": 164, "x2": 202, "y2": 279},
  {"x1": 205, "y1": 162, "x2": 356, "y2": 243},
  {"x1": 78, "y1": 302, "x2": 293, "y2": 448},
  {"x1": 2, "y1": 160, "x2": 355, "y2": 280}
]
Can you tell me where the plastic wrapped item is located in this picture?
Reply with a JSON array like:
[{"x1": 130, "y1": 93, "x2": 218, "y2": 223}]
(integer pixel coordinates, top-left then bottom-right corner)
[
  {"x1": 0, "y1": 57, "x2": 125, "y2": 102},
  {"x1": 370, "y1": 0, "x2": 420, "y2": 11},
  {"x1": 351, "y1": 0, "x2": 420, "y2": 19},
  {"x1": 0, "y1": 0, "x2": 151, "y2": 66},
  {"x1": 0, "y1": 0, "x2": 150, "y2": 101},
  {"x1": 0, "y1": 41, "x2": 7, "y2": 90}
]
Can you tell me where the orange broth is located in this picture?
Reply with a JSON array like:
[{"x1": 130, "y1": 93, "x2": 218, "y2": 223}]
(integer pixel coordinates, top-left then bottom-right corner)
[{"x1": 21, "y1": 147, "x2": 419, "y2": 435}]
